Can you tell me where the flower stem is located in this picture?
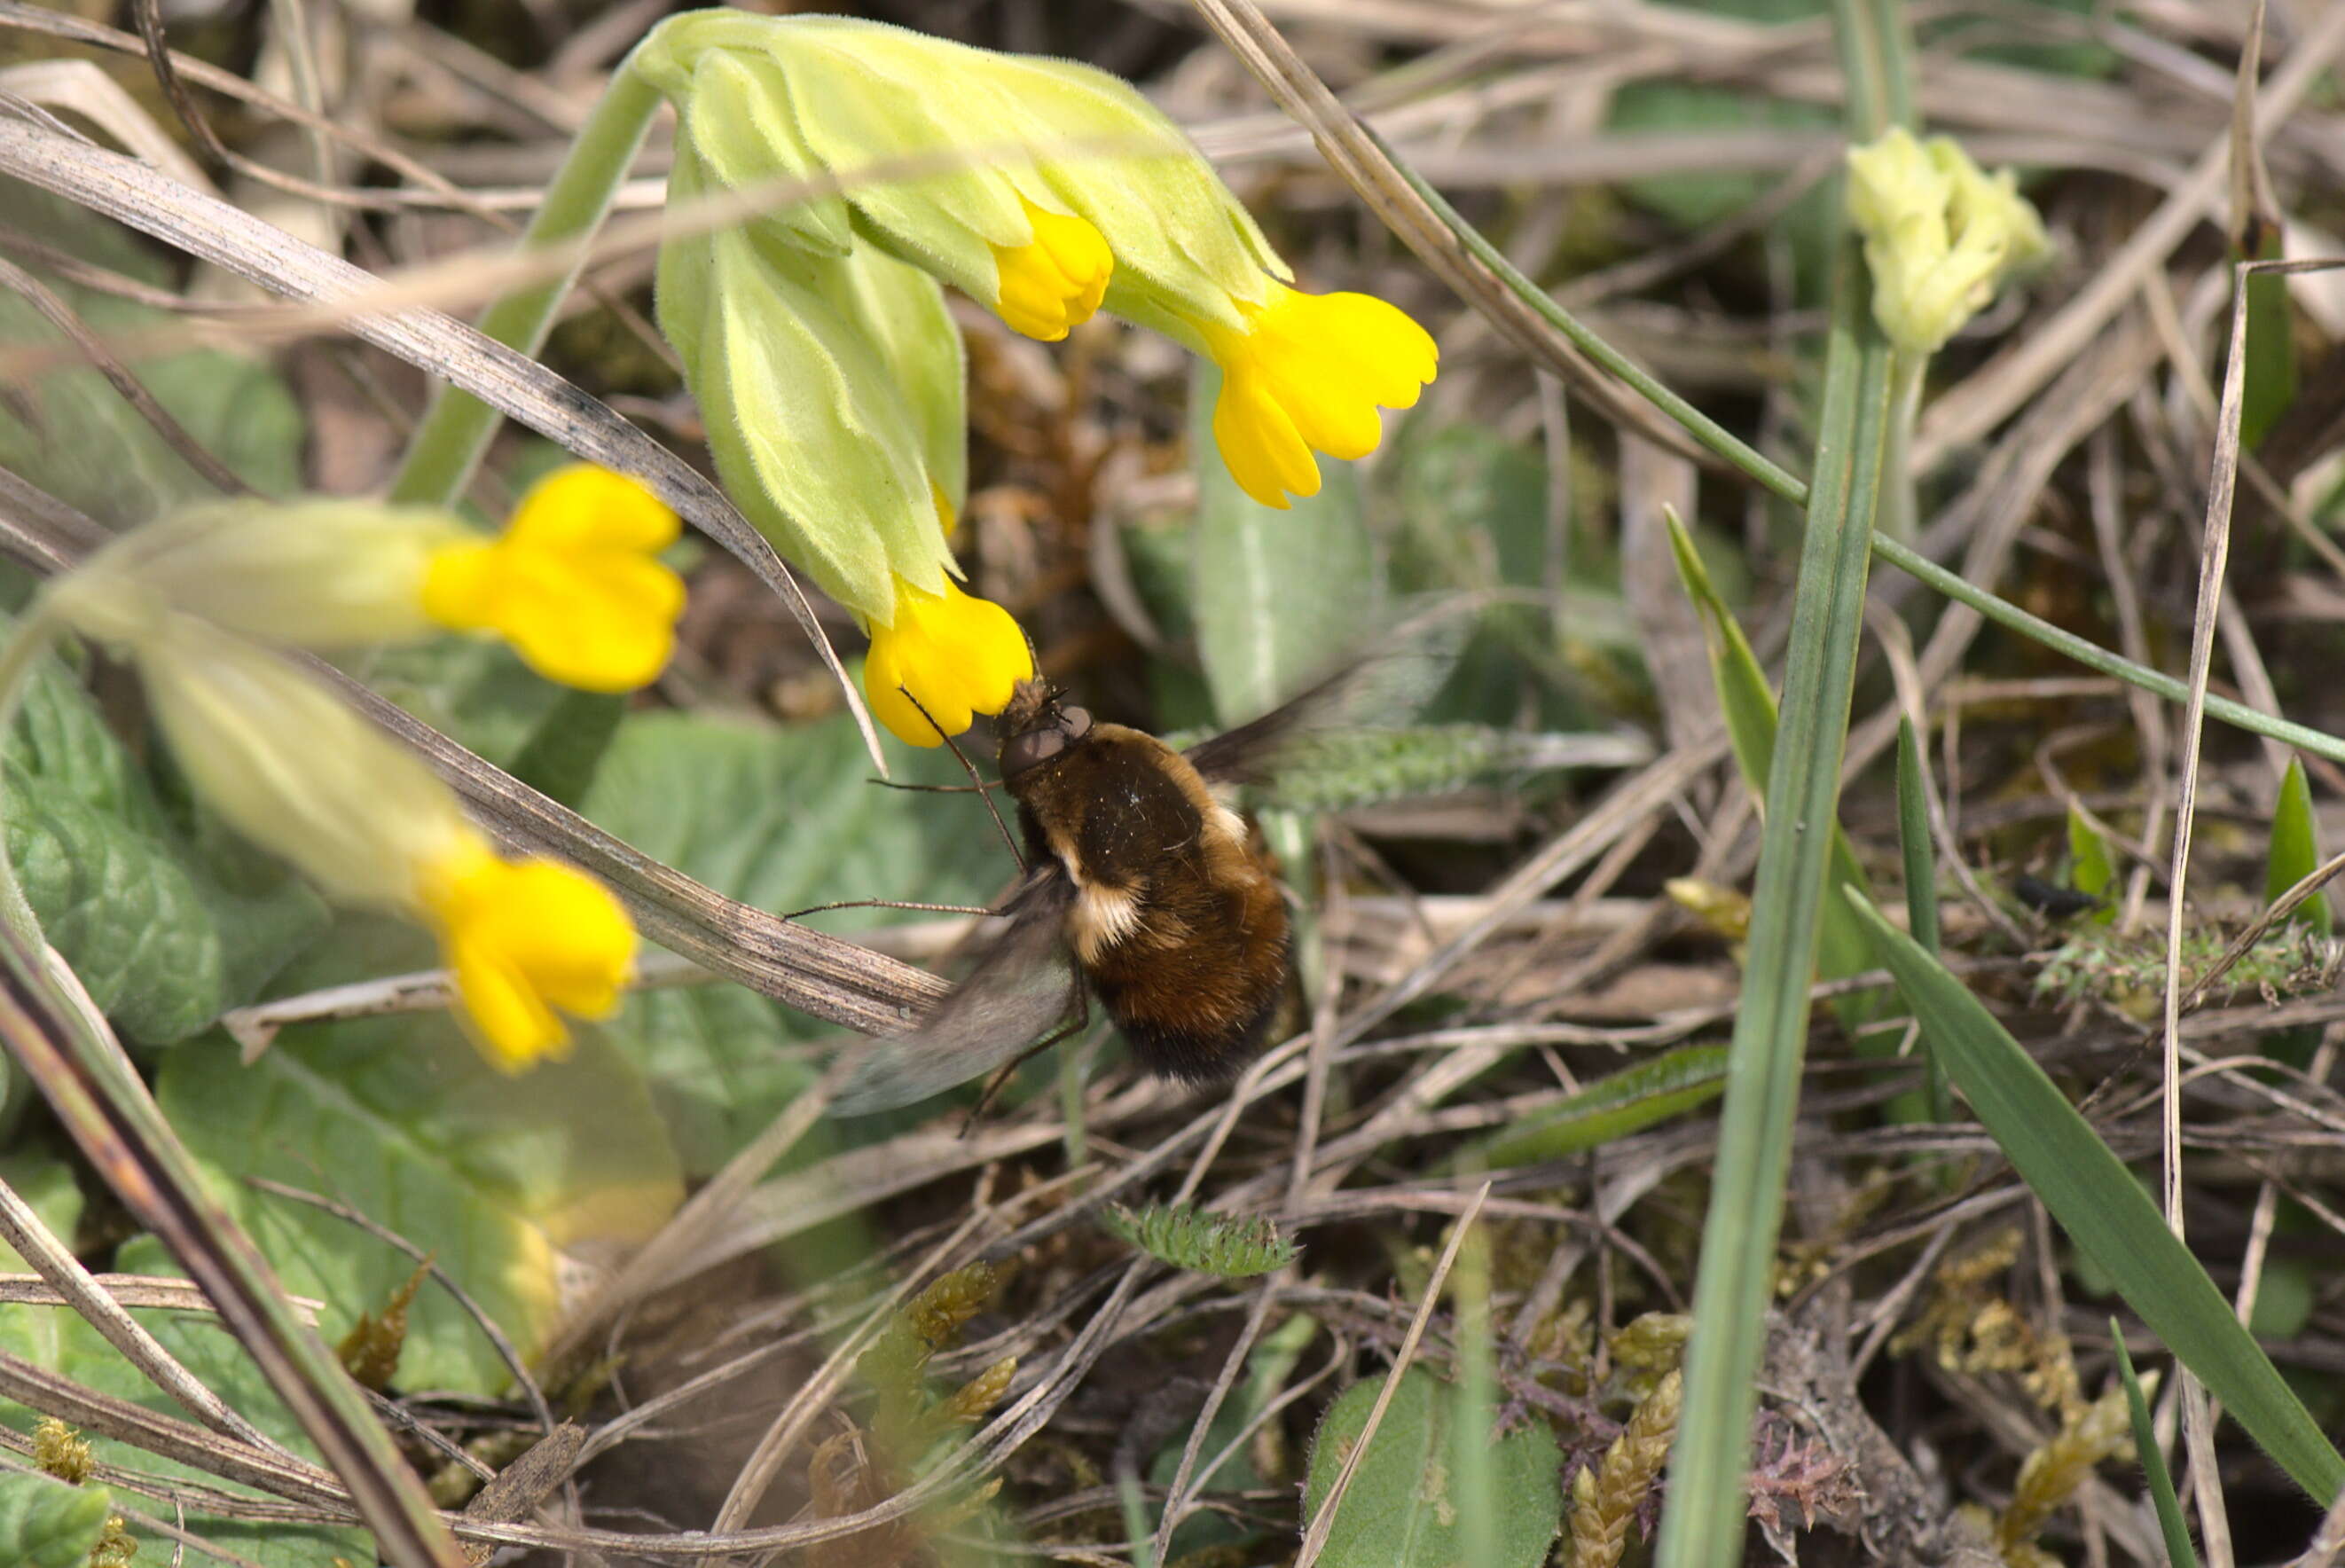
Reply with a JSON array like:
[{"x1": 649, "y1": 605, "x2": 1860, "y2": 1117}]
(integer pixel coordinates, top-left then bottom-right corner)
[{"x1": 389, "y1": 65, "x2": 664, "y2": 508}]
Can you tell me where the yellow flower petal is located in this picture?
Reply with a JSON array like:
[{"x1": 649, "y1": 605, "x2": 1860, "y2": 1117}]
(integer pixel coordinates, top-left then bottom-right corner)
[
  {"x1": 1201, "y1": 285, "x2": 1438, "y2": 509},
  {"x1": 863, "y1": 576, "x2": 1033, "y2": 746},
  {"x1": 989, "y1": 199, "x2": 1112, "y2": 341},
  {"x1": 417, "y1": 840, "x2": 635, "y2": 1073},
  {"x1": 420, "y1": 465, "x2": 686, "y2": 694}
]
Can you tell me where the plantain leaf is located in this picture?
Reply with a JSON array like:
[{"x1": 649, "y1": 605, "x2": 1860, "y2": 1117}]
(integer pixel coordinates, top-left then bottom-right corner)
[
  {"x1": 1463, "y1": 1045, "x2": 1728, "y2": 1169},
  {"x1": 1189, "y1": 363, "x2": 1380, "y2": 725},
  {"x1": 1846, "y1": 887, "x2": 2345, "y2": 1500},
  {"x1": 1662, "y1": 507, "x2": 1894, "y2": 1039},
  {"x1": 1303, "y1": 1366, "x2": 1559, "y2": 1568},
  {"x1": 156, "y1": 984, "x2": 682, "y2": 1395},
  {"x1": 0, "y1": 1470, "x2": 110, "y2": 1568},
  {"x1": 0, "y1": 1234, "x2": 373, "y2": 1564}
]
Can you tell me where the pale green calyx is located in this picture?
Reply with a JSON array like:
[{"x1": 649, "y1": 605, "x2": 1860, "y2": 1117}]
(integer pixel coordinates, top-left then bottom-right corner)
[
  {"x1": 654, "y1": 134, "x2": 961, "y2": 622},
  {"x1": 1847, "y1": 128, "x2": 2049, "y2": 356},
  {"x1": 625, "y1": 8, "x2": 1289, "y2": 342}
]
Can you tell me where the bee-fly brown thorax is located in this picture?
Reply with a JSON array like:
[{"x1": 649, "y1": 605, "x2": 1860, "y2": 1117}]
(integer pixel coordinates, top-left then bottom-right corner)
[{"x1": 997, "y1": 678, "x2": 1093, "y2": 780}]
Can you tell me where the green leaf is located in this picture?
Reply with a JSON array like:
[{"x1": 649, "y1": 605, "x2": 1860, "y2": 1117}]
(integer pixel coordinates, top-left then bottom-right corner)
[
  {"x1": 2239, "y1": 224, "x2": 2295, "y2": 451},
  {"x1": 0, "y1": 1470, "x2": 111, "y2": 1568},
  {"x1": 0, "y1": 1155, "x2": 83, "y2": 1276},
  {"x1": 0, "y1": 266, "x2": 302, "y2": 527},
  {"x1": 0, "y1": 1235, "x2": 371, "y2": 1565},
  {"x1": 363, "y1": 639, "x2": 568, "y2": 773},
  {"x1": 2112, "y1": 1324, "x2": 2199, "y2": 1568},
  {"x1": 1099, "y1": 1203, "x2": 1297, "y2": 1278},
  {"x1": 1190, "y1": 363, "x2": 1380, "y2": 725},
  {"x1": 2266, "y1": 756, "x2": 2332, "y2": 936},
  {"x1": 1302, "y1": 1366, "x2": 1560, "y2": 1568},
  {"x1": 155, "y1": 1007, "x2": 682, "y2": 1395},
  {"x1": 5, "y1": 647, "x2": 326, "y2": 1043},
  {"x1": 2066, "y1": 802, "x2": 2118, "y2": 925},
  {"x1": 1845, "y1": 889, "x2": 2345, "y2": 1501},
  {"x1": 580, "y1": 708, "x2": 1008, "y2": 1172},
  {"x1": 507, "y1": 687, "x2": 627, "y2": 808},
  {"x1": 1463, "y1": 1045, "x2": 1728, "y2": 1168}
]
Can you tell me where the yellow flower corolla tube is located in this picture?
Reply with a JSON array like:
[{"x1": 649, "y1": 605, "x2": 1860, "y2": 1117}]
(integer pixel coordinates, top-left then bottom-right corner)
[
  {"x1": 1847, "y1": 128, "x2": 2048, "y2": 356},
  {"x1": 626, "y1": 9, "x2": 1435, "y2": 509},
  {"x1": 862, "y1": 575, "x2": 1033, "y2": 747},
  {"x1": 1197, "y1": 286, "x2": 1440, "y2": 509},
  {"x1": 58, "y1": 611, "x2": 634, "y2": 1069},
  {"x1": 42, "y1": 471, "x2": 684, "y2": 693},
  {"x1": 420, "y1": 465, "x2": 686, "y2": 693}
]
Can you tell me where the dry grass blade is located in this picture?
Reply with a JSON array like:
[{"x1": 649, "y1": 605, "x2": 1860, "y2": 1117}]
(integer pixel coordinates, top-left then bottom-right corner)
[{"x1": 0, "y1": 109, "x2": 887, "y2": 771}]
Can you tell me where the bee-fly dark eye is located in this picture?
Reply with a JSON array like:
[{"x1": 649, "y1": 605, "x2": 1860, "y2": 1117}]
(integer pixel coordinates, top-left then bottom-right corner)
[{"x1": 1001, "y1": 726, "x2": 1065, "y2": 778}]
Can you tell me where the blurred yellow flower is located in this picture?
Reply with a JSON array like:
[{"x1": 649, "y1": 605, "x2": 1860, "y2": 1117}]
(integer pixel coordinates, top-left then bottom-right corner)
[
  {"x1": 863, "y1": 575, "x2": 1033, "y2": 747},
  {"x1": 43, "y1": 466, "x2": 684, "y2": 694},
  {"x1": 414, "y1": 843, "x2": 634, "y2": 1070},
  {"x1": 44, "y1": 608, "x2": 635, "y2": 1070},
  {"x1": 420, "y1": 464, "x2": 686, "y2": 693}
]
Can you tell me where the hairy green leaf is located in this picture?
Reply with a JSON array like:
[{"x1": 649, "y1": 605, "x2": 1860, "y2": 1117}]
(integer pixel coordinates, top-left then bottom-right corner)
[
  {"x1": 1464, "y1": 1045, "x2": 1729, "y2": 1168},
  {"x1": 1100, "y1": 1203, "x2": 1297, "y2": 1278},
  {"x1": 582, "y1": 709, "x2": 1007, "y2": 1171},
  {"x1": 1190, "y1": 363, "x2": 1380, "y2": 725},
  {"x1": 1303, "y1": 1366, "x2": 1559, "y2": 1568},
  {"x1": 157, "y1": 987, "x2": 682, "y2": 1395},
  {"x1": 0, "y1": 1235, "x2": 371, "y2": 1565},
  {"x1": 0, "y1": 1470, "x2": 110, "y2": 1568},
  {"x1": 5, "y1": 647, "x2": 325, "y2": 1042}
]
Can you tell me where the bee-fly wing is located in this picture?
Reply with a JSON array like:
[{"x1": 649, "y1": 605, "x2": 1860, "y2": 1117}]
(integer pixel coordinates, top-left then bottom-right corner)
[
  {"x1": 830, "y1": 868, "x2": 1083, "y2": 1117},
  {"x1": 1183, "y1": 600, "x2": 1471, "y2": 786}
]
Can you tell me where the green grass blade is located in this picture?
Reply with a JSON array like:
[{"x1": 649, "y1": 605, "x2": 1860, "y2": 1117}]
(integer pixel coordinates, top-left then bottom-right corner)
[
  {"x1": 1894, "y1": 717, "x2": 1950, "y2": 1121},
  {"x1": 2067, "y1": 802, "x2": 2118, "y2": 923},
  {"x1": 1655, "y1": 245, "x2": 1894, "y2": 1568},
  {"x1": 1662, "y1": 509, "x2": 1891, "y2": 1044},
  {"x1": 2267, "y1": 756, "x2": 2332, "y2": 936},
  {"x1": 1846, "y1": 889, "x2": 2345, "y2": 1500},
  {"x1": 2113, "y1": 1321, "x2": 2200, "y2": 1568}
]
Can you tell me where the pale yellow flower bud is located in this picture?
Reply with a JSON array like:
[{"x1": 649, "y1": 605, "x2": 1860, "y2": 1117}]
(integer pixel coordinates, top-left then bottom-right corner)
[{"x1": 1847, "y1": 128, "x2": 2049, "y2": 356}]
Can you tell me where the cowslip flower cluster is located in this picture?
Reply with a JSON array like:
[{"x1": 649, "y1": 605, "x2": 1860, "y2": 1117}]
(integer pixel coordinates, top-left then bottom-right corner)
[
  {"x1": 624, "y1": 9, "x2": 1439, "y2": 743},
  {"x1": 1847, "y1": 128, "x2": 2049, "y2": 356},
  {"x1": 28, "y1": 466, "x2": 680, "y2": 1070}
]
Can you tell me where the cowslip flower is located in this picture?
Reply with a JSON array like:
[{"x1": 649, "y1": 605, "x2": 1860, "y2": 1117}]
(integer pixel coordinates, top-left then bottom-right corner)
[
  {"x1": 43, "y1": 466, "x2": 686, "y2": 694},
  {"x1": 627, "y1": 9, "x2": 1437, "y2": 511},
  {"x1": 655, "y1": 130, "x2": 1032, "y2": 745},
  {"x1": 38, "y1": 606, "x2": 632, "y2": 1070},
  {"x1": 1847, "y1": 128, "x2": 2049, "y2": 356}
]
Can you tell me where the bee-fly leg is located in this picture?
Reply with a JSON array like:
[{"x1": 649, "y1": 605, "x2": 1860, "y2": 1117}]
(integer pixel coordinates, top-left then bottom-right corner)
[
  {"x1": 894, "y1": 686, "x2": 1026, "y2": 873},
  {"x1": 782, "y1": 898, "x2": 1000, "y2": 919},
  {"x1": 958, "y1": 988, "x2": 1091, "y2": 1138}
]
